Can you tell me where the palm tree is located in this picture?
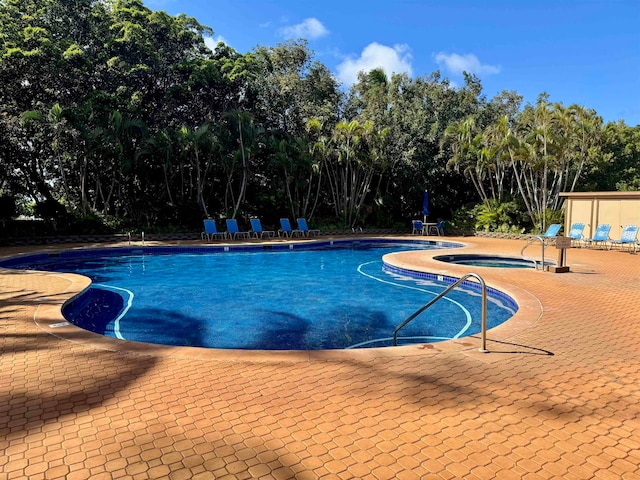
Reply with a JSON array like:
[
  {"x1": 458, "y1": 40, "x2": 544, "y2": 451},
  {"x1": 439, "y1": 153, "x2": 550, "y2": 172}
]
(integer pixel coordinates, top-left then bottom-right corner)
[
  {"x1": 321, "y1": 119, "x2": 390, "y2": 227},
  {"x1": 98, "y1": 110, "x2": 146, "y2": 216},
  {"x1": 442, "y1": 115, "x2": 490, "y2": 203},
  {"x1": 331, "y1": 119, "x2": 363, "y2": 226},
  {"x1": 223, "y1": 110, "x2": 261, "y2": 218},
  {"x1": 565, "y1": 105, "x2": 603, "y2": 194},
  {"x1": 486, "y1": 115, "x2": 536, "y2": 222},
  {"x1": 178, "y1": 123, "x2": 217, "y2": 218},
  {"x1": 140, "y1": 129, "x2": 176, "y2": 208}
]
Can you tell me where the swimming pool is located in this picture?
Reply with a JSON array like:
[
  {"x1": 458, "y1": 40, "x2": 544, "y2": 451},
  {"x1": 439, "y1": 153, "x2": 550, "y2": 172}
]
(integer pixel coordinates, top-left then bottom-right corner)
[{"x1": 2, "y1": 239, "x2": 518, "y2": 350}]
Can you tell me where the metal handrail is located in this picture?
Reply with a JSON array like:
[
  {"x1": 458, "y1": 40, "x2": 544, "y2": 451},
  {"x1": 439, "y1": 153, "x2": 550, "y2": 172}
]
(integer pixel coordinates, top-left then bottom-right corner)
[
  {"x1": 520, "y1": 235, "x2": 546, "y2": 270},
  {"x1": 393, "y1": 273, "x2": 489, "y2": 352}
]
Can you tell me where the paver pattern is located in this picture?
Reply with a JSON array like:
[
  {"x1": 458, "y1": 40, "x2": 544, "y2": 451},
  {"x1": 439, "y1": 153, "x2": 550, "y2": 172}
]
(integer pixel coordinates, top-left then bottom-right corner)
[{"x1": 1, "y1": 236, "x2": 640, "y2": 479}]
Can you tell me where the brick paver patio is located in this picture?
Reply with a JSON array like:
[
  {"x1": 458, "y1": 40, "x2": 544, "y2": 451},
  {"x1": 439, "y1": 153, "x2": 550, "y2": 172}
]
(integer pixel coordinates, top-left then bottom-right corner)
[{"x1": 1, "y1": 236, "x2": 639, "y2": 479}]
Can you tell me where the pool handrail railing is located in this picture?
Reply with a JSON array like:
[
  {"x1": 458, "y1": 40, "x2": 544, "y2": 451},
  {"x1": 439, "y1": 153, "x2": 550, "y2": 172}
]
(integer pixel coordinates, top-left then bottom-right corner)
[{"x1": 393, "y1": 273, "x2": 488, "y2": 352}]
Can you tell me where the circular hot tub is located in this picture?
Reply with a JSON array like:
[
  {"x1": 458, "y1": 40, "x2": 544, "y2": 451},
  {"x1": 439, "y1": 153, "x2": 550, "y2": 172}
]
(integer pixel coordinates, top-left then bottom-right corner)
[{"x1": 433, "y1": 254, "x2": 541, "y2": 269}]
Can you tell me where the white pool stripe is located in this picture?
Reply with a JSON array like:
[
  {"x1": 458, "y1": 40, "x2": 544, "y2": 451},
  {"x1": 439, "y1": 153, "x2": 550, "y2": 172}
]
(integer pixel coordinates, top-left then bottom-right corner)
[
  {"x1": 94, "y1": 284, "x2": 134, "y2": 340},
  {"x1": 356, "y1": 261, "x2": 472, "y2": 340}
]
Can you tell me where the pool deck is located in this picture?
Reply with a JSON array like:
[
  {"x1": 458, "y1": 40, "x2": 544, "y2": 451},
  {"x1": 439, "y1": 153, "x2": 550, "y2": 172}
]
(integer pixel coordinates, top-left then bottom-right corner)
[{"x1": 1, "y1": 236, "x2": 640, "y2": 479}]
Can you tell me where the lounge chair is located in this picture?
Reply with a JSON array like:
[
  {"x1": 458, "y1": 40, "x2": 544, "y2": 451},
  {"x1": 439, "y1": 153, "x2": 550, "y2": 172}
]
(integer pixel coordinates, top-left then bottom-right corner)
[
  {"x1": 540, "y1": 223, "x2": 562, "y2": 245},
  {"x1": 608, "y1": 225, "x2": 639, "y2": 253},
  {"x1": 428, "y1": 220, "x2": 445, "y2": 236},
  {"x1": 202, "y1": 219, "x2": 226, "y2": 241},
  {"x1": 542, "y1": 223, "x2": 562, "y2": 239},
  {"x1": 582, "y1": 224, "x2": 611, "y2": 249},
  {"x1": 225, "y1": 218, "x2": 250, "y2": 240},
  {"x1": 296, "y1": 218, "x2": 320, "y2": 237},
  {"x1": 566, "y1": 222, "x2": 585, "y2": 246},
  {"x1": 278, "y1": 218, "x2": 301, "y2": 238},
  {"x1": 250, "y1": 218, "x2": 275, "y2": 238},
  {"x1": 411, "y1": 220, "x2": 424, "y2": 235}
]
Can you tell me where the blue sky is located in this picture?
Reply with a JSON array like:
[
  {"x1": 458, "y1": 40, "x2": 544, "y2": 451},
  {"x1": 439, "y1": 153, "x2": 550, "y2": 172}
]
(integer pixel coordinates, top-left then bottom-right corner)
[{"x1": 145, "y1": 0, "x2": 640, "y2": 126}]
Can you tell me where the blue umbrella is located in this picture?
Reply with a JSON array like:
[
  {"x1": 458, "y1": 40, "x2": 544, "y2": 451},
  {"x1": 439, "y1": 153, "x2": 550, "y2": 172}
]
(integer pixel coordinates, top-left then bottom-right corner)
[{"x1": 422, "y1": 191, "x2": 430, "y2": 222}]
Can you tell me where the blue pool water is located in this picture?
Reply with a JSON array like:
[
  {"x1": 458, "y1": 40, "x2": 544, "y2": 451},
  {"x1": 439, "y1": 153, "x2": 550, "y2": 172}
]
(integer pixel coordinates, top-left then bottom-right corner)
[{"x1": 2, "y1": 240, "x2": 518, "y2": 350}]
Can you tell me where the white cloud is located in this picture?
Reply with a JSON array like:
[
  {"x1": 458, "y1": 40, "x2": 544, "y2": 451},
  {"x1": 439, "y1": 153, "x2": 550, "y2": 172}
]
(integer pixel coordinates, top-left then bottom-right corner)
[
  {"x1": 280, "y1": 18, "x2": 329, "y2": 40},
  {"x1": 336, "y1": 43, "x2": 413, "y2": 86},
  {"x1": 204, "y1": 36, "x2": 228, "y2": 52},
  {"x1": 434, "y1": 52, "x2": 500, "y2": 76}
]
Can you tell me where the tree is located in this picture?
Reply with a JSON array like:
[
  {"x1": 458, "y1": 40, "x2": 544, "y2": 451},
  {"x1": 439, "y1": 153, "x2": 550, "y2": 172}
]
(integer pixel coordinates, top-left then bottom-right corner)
[
  {"x1": 20, "y1": 103, "x2": 77, "y2": 207},
  {"x1": 442, "y1": 116, "x2": 491, "y2": 203},
  {"x1": 253, "y1": 40, "x2": 341, "y2": 136},
  {"x1": 0, "y1": 0, "x2": 623, "y2": 235},
  {"x1": 222, "y1": 110, "x2": 261, "y2": 218},
  {"x1": 512, "y1": 95, "x2": 603, "y2": 230},
  {"x1": 315, "y1": 119, "x2": 389, "y2": 227},
  {"x1": 582, "y1": 122, "x2": 639, "y2": 192},
  {"x1": 177, "y1": 123, "x2": 219, "y2": 218},
  {"x1": 266, "y1": 131, "x2": 322, "y2": 220}
]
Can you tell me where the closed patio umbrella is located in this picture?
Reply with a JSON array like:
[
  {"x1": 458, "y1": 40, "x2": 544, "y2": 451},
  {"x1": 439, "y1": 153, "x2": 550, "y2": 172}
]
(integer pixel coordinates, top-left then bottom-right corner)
[{"x1": 422, "y1": 191, "x2": 430, "y2": 223}]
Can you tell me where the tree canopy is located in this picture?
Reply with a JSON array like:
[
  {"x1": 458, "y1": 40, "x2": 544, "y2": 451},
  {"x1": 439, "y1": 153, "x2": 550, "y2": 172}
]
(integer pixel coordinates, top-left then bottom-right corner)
[{"x1": 1, "y1": 0, "x2": 637, "y2": 235}]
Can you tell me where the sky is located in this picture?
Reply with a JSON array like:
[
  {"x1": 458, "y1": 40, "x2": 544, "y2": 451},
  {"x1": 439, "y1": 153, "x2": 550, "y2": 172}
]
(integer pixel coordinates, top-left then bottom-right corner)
[{"x1": 144, "y1": 0, "x2": 640, "y2": 126}]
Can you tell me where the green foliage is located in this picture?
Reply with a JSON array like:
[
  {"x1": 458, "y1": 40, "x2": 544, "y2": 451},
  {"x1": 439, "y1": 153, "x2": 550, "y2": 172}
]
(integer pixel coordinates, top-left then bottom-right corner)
[
  {"x1": 583, "y1": 122, "x2": 640, "y2": 191},
  {"x1": 450, "y1": 201, "x2": 525, "y2": 234},
  {"x1": 617, "y1": 174, "x2": 640, "y2": 191},
  {"x1": 532, "y1": 209, "x2": 564, "y2": 234},
  {"x1": 66, "y1": 213, "x2": 114, "y2": 235},
  {"x1": 0, "y1": 0, "x2": 631, "y2": 238},
  {"x1": 15, "y1": 199, "x2": 36, "y2": 218},
  {"x1": 470, "y1": 200, "x2": 528, "y2": 233},
  {"x1": 449, "y1": 204, "x2": 477, "y2": 232}
]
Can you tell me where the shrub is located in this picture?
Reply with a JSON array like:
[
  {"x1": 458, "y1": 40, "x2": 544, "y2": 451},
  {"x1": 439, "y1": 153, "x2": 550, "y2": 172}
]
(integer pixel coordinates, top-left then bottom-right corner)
[
  {"x1": 453, "y1": 199, "x2": 529, "y2": 234},
  {"x1": 66, "y1": 213, "x2": 114, "y2": 235}
]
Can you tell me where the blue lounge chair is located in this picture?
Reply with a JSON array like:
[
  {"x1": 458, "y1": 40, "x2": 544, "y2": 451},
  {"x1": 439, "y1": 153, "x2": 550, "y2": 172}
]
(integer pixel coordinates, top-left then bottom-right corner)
[
  {"x1": 296, "y1": 218, "x2": 320, "y2": 237},
  {"x1": 530, "y1": 223, "x2": 561, "y2": 245},
  {"x1": 608, "y1": 225, "x2": 639, "y2": 253},
  {"x1": 542, "y1": 224, "x2": 562, "y2": 238},
  {"x1": 582, "y1": 224, "x2": 611, "y2": 249},
  {"x1": 250, "y1": 218, "x2": 275, "y2": 238},
  {"x1": 202, "y1": 219, "x2": 225, "y2": 241},
  {"x1": 278, "y1": 218, "x2": 301, "y2": 238},
  {"x1": 225, "y1": 218, "x2": 250, "y2": 240},
  {"x1": 428, "y1": 220, "x2": 445, "y2": 236},
  {"x1": 566, "y1": 222, "x2": 585, "y2": 246},
  {"x1": 411, "y1": 220, "x2": 424, "y2": 235}
]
